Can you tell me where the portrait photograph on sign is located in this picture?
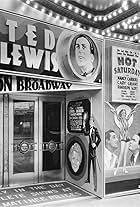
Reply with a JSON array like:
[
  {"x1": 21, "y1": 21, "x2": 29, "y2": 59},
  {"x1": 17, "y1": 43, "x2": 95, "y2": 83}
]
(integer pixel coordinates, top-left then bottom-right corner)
[
  {"x1": 56, "y1": 31, "x2": 102, "y2": 83},
  {"x1": 68, "y1": 33, "x2": 100, "y2": 81}
]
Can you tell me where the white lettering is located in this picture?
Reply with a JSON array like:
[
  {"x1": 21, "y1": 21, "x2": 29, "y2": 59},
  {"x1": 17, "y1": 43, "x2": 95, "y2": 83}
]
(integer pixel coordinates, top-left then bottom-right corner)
[
  {"x1": 26, "y1": 24, "x2": 37, "y2": 46},
  {"x1": 6, "y1": 19, "x2": 17, "y2": 42},
  {"x1": 51, "y1": 52, "x2": 58, "y2": 72},
  {"x1": 23, "y1": 46, "x2": 44, "y2": 69},
  {"x1": 0, "y1": 42, "x2": 11, "y2": 64},
  {"x1": 11, "y1": 44, "x2": 22, "y2": 66},
  {"x1": 44, "y1": 29, "x2": 55, "y2": 50}
]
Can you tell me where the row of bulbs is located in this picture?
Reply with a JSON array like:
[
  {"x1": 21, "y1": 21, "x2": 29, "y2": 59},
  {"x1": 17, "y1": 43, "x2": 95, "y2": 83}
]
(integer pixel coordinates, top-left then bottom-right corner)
[
  {"x1": 23, "y1": 0, "x2": 140, "y2": 43},
  {"x1": 26, "y1": 0, "x2": 129, "y2": 21}
]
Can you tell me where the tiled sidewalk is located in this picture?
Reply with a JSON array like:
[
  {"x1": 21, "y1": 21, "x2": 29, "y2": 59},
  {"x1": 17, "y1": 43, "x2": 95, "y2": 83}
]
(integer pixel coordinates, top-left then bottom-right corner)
[{"x1": 49, "y1": 192, "x2": 140, "y2": 207}]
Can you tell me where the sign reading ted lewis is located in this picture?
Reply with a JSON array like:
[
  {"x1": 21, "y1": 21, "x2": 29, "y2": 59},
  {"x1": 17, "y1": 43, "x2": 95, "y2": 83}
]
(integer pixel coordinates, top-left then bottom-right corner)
[
  {"x1": 0, "y1": 10, "x2": 102, "y2": 84},
  {"x1": 112, "y1": 46, "x2": 140, "y2": 103},
  {"x1": 0, "y1": 10, "x2": 62, "y2": 78}
]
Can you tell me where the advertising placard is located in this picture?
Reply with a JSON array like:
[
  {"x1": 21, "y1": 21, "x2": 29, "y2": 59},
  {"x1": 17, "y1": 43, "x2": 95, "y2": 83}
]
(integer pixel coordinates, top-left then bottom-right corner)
[
  {"x1": 0, "y1": 10, "x2": 102, "y2": 86},
  {"x1": 112, "y1": 46, "x2": 140, "y2": 103}
]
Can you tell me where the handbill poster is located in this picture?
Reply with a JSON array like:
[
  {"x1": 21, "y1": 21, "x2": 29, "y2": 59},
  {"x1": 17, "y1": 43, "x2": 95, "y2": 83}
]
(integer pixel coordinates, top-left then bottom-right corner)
[{"x1": 112, "y1": 46, "x2": 140, "y2": 103}]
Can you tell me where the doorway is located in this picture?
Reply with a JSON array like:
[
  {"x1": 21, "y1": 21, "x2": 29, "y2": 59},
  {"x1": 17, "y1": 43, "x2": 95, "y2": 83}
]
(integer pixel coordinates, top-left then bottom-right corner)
[{"x1": 8, "y1": 95, "x2": 65, "y2": 186}]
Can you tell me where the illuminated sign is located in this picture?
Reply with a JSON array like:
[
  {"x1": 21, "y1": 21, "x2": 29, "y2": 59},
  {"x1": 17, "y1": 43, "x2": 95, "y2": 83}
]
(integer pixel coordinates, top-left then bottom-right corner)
[
  {"x1": 112, "y1": 46, "x2": 140, "y2": 103},
  {"x1": 0, "y1": 10, "x2": 102, "y2": 84},
  {"x1": 0, "y1": 11, "x2": 61, "y2": 77}
]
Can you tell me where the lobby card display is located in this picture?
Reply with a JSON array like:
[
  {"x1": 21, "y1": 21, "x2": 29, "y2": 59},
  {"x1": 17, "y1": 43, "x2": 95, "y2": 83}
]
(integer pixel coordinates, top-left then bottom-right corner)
[
  {"x1": 65, "y1": 90, "x2": 103, "y2": 198},
  {"x1": 105, "y1": 39, "x2": 140, "y2": 195}
]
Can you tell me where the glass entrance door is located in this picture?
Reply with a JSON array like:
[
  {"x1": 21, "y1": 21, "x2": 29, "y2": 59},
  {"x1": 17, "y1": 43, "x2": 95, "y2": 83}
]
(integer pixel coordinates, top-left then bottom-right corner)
[
  {"x1": 9, "y1": 95, "x2": 65, "y2": 186},
  {"x1": 38, "y1": 97, "x2": 65, "y2": 183},
  {"x1": 9, "y1": 96, "x2": 38, "y2": 186}
]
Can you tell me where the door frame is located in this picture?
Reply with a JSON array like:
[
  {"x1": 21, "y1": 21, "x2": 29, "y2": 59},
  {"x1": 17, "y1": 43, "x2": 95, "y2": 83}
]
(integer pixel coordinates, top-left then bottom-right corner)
[
  {"x1": 38, "y1": 96, "x2": 65, "y2": 182},
  {"x1": 0, "y1": 95, "x2": 3, "y2": 187},
  {"x1": 9, "y1": 94, "x2": 39, "y2": 186}
]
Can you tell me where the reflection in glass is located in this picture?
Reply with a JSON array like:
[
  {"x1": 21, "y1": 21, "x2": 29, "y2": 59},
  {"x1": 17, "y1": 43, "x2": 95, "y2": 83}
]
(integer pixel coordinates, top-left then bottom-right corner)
[
  {"x1": 13, "y1": 101, "x2": 34, "y2": 174},
  {"x1": 43, "y1": 102, "x2": 61, "y2": 171}
]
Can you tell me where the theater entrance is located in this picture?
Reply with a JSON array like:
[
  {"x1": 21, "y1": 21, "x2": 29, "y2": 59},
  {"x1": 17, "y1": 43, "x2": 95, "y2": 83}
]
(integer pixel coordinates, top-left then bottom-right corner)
[{"x1": 8, "y1": 95, "x2": 65, "y2": 186}]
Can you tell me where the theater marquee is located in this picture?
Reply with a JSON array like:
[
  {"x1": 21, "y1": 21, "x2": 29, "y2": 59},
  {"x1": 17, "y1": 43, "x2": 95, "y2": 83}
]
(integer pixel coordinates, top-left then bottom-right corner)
[
  {"x1": 0, "y1": 10, "x2": 102, "y2": 89},
  {"x1": 112, "y1": 46, "x2": 140, "y2": 103}
]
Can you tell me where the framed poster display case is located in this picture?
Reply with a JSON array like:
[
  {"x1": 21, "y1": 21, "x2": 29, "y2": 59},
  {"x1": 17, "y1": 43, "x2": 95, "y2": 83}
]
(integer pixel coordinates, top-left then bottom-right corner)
[{"x1": 104, "y1": 37, "x2": 140, "y2": 196}]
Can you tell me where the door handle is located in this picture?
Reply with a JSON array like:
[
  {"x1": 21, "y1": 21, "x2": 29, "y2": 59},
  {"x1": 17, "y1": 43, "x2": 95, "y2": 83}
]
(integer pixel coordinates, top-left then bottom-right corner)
[
  {"x1": 13, "y1": 141, "x2": 37, "y2": 154},
  {"x1": 41, "y1": 140, "x2": 64, "y2": 153}
]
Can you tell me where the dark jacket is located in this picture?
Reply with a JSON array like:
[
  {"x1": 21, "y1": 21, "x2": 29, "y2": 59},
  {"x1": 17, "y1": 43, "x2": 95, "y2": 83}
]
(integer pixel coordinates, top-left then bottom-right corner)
[{"x1": 83, "y1": 126, "x2": 101, "y2": 157}]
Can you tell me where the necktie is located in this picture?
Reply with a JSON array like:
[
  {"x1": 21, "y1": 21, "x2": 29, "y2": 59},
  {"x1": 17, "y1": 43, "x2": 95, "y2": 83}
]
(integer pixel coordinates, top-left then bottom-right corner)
[{"x1": 110, "y1": 153, "x2": 115, "y2": 168}]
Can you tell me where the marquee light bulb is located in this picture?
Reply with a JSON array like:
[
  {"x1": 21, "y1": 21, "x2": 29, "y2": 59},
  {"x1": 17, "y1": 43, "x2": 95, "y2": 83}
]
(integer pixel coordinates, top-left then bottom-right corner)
[
  {"x1": 89, "y1": 27, "x2": 93, "y2": 32},
  {"x1": 88, "y1": 14, "x2": 92, "y2": 19},
  {"x1": 81, "y1": 11, "x2": 86, "y2": 16},
  {"x1": 118, "y1": 8, "x2": 122, "y2": 14},
  {"x1": 68, "y1": 5, "x2": 72, "y2": 10},
  {"x1": 33, "y1": 3, "x2": 38, "y2": 9},
  {"x1": 116, "y1": 24, "x2": 120, "y2": 29},
  {"x1": 56, "y1": 15, "x2": 59, "y2": 20},
  {"x1": 113, "y1": 11, "x2": 117, "y2": 16},
  {"x1": 70, "y1": 20, "x2": 74, "y2": 25},
  {"x1": 135, "y1": 35, "x2": 138, "y2": 40},
  {"x1": 103, "y1": 16, "x2": 107, "y2": 21},
  {"x1": 98, "y1": 16, "x2": 102, "y2": 21},
  {"x1": 119, "y1": 35, "x2": 123, "y2": 39},
  {"x1": 48, "y1": 12, "x2": 53, "y2": 17},
  {"x1": 75, "y1": 8, "x2": 79, "y2": 13},
  {"x1": 54, "y1": 0, "x2": 58, "y2": 3},
  {"x1": 124, "y1": 36, "x2": 128, "y2": 40},
  {"x1": 102, "y1": 31, "x2": 105, "y2": 35},
  {"x1": 111, "y1": 26, "x2": 115, "y2": 31},
  {"x1": 95, "y1": 29, "x2": 99, "y2": 33},
  {"x1": 26, "y1": 0, "x2": 30, "y2": 4},
  {"x1": 41, "y1": 8, "x2": 45, "y2": 13},
  {"x1": 61, "y1": 2, "x2": 66, "y2": 7},
  {"x1": 122, "y1": 0, "x2": 127, "y2": 7},
  {"x1": 130, "y1": 37, "x2": 134, "y2": 41},
  {"x1": 94, "y1": 16, "x2": 98, "y2": 21},
  {"x1": 113, "y1": 34, "x2": 117, "y2": 38},
  {"x1": 108, "y1": 14, "x2": 112, "y2": 19}
]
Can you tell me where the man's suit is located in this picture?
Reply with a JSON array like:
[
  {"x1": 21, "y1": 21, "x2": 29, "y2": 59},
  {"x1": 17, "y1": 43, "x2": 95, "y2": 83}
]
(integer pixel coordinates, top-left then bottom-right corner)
[
  {"x1": 129, "y1": 152, "x2": 140, "y2": 166},
  {"x1": 84, "y1": 126, "x2": 101, "y2": 191}
]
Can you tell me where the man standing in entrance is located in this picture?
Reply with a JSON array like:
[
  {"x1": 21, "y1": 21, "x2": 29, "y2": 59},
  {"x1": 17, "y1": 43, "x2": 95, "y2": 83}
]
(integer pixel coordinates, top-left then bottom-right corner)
[{"x1": 83, "y1": 112, "x2": 101, "y2": 191}]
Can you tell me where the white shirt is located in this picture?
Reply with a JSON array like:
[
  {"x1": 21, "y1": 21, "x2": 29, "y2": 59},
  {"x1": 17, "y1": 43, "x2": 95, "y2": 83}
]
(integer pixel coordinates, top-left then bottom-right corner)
[
  {"x1": 104, "y1": 148, "x2": 118, "y2": 169},
  {"x1": 133, "y1": 152, "x2": 139, "y2": 165}
]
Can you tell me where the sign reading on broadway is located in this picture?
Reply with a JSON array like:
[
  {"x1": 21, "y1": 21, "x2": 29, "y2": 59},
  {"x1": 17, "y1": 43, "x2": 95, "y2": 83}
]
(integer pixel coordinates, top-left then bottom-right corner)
[
  {"x1": 112, "y1": 46, "x2": 140, "y2": 103},
  {"x1": 0, "y1": 75, "x2": 97, "y2": 92}
]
